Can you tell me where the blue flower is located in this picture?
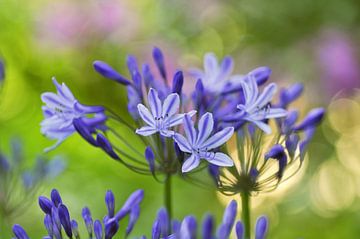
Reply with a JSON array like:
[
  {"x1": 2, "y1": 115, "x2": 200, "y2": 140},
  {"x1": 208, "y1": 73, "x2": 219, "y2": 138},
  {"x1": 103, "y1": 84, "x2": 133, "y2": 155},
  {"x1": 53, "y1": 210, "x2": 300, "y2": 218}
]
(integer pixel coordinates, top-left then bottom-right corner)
[
  {"x1": 190, "y1": 53, "x2": 238, "y2": 93},
  {"x1": 225, "y1": 75, "x2": 287, "y2": 133},
  {"x1": 41, "y1": 78, "x2": 106, "y2": 151},
  {"x1": 0, "y1": 59, "x2": 5, "y2": 83},
  {"x1": 136, "y1": 88, "x2": 195, "y2": 137},
  {"x1": 174, "y1": 112, "x2": 234, "y2": 172}
]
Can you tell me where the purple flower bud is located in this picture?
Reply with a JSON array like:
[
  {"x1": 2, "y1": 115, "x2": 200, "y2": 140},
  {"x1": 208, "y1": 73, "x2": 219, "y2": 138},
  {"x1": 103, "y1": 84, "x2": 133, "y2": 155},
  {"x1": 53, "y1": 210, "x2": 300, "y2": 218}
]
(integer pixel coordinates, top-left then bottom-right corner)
[
  {"x1": 293, "y1": 108, "x2": 325, "y2": 131},
  {"x1": 152, "y1": 220, "x2": 161, "y2": 239},
  {"x1": 172, "y1": 71, "x2": 183, "y2": 95},
  {"x1": 115, "y1": 189, "x2": 144, "y2": 221},
  {"x1": 156, "y1": 208, "x2": 169, "y2": 237},
  {"x1": 127, "y1": 55, "x2": 139, "y2": 77},
  {"x1": 132, "y1": 71, "x2": 143, "y2": 98},
  {"x1": 51, "y1": 189, "x2": 62, "y2": 207},
  {"x1": 58, "y1": 204, "x2": 72, "y2": 238},
  {"x1": 264, "y1": 144, "x2": 285, "y2": 160},
  {"x1": 71, "y1": 220, "x2": 80, "y2": 238},
  {"x1": 249, "y1": 66, "x2": 272, "y2": 86},
  {"x1": 282, "y1": 111, "x2": 299, "y2": 134},
  {"x1": 105, "y1": 190, "x2": 115, "y2": 218},
  {"x1": 285, "y1": 134, "x2": 299, "y2": 158},
  {"x1": 127, "y1": 85, "x2": 141, "y2": 120},
  {"x1": 208, "y1": 164, "x2": 220, "y2": 186},
  {"x1": 82, "y1": 207, "x2": 93, "y2": 236},
  {"x1": 96, "y1": 134, "x2": 120, "y2": 160},
  {"x1": 153, "y1": 47, "x2": 167, "y2": 80},
  {"x1": 255, "y1": 216, "x2": 268, "y2": 239},
  {"x1": 93, "y1": 61, "x2": 130, "y2": 85},
  {"x1": 94, "y1": 220, "x2": 103, "y2": 239},
  {"x1": 145, "y1": 146, "x2": 155, "y2": 173},
  {"x1": 0, "y1": 59, "x2": 5, "y2": 82},
  {"x1": 12, "y1": 224, "x2": 29, "y2": 239},
  {"x1": 52, "y1": 221, "x2": 61, "y2": 239},
  {"x1": 142, "y1": 64, "x2": 155, "y2": 89},
  {"x1": 236, "y1": 221, "x2": 244, "y2": 239},
  {"x1": 105, "y1": 218, "x2": 119, "y2": 239},
  {"x1": 279, "y1": 83, "x2": 303, "y2": 108},
  {"x1": 0, "y1": 154, "x2": 10, "y2": 172},
  {"x1": 182, "y1": 216, "x2": 197, "y2": 238},
  {"x1": 202, "y1": 214, "x2": 214, "y2": 239},
  {"x1": 73, "y1": 118, "x2": 98, "y2": 146},
  {"x1": 249, "y1": 167, "x2": 259, "y2": 182},
  {"x1": 126, "y1": 204, "x2": 140, "y2": 235},
  {"x1": 38, "y1": 197, "x2": 54, "y2": 214},
  {"x1": 220, "y1": 200, "x2": 237, "y2": 237},
  {"x1": 44, "y1": 214, "x2": 53, "y2": 236},
  {"x1": 51, "y1": 207, "x2": 61, "y2": 231}
]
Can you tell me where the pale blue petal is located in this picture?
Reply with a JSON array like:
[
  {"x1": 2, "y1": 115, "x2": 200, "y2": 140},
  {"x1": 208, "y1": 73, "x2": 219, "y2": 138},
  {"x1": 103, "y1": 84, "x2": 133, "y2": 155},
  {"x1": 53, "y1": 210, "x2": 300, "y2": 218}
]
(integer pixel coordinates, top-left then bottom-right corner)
[
  {"x1": 160, "y1": 129, "x2": 175, "y2": 137},
  {"x1": 250, "y1": 120, "x2": 272, "y2": 134},
  {"x1": 135, "y1": 126, "x2": 157, "y2": 136},
  {"x1": 183, "y1": 114, "x2": 197, "y2": 145},
  {"x1": 201, "y1": 127, "x2": 234, "y2": 150},
  {"x1": 250, "y1": 83, "x2": 277, "y2": 111},
  {"x1": 204, "y1": 53, "x2": 218, "y2": 75},
  {"x1": 264, "y1": 108, "x2": 287, "y2": 119},
  {"x1": 137, "y1": 104, "x2": 155, "y2": 126},
  {"x1": 196, "y1": 112, "x2": 214, "y2": 146},
  {"x1": 182, "y1": 154, "x2": 200, "y2": 173},
  {"x1": 162, "y1": 93, "x2": 180, "y2": 118},
  {"x1": 167, "y1": 110, "x2": 196, "y2": 127},
  {"x1": 173, "y1": 133, "x2": 192, "y2": 153},
  {"x1": 148, "y1": 88, "x2": 162, "y2": 118},
  {"x1": 204, "y1": 152, "x2": 234, "y2": 167},
  {"x1": 218, "y1": 56, "x2": 233, "y2": 79},
  {"x1": 52, "y1": 77, "x2": 75, "y2": 102}
]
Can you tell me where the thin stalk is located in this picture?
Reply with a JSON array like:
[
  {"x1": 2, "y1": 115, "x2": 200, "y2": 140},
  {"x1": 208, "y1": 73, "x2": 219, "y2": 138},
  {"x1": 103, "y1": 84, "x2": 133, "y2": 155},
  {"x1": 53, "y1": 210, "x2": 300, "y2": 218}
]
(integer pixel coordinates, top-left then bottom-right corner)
[
  {"x1": 164, "y1": 174, "x2": 172, "y2": 223},
  {"x1": 241, "y1": 191, "x2": 251, "y2": 239}
]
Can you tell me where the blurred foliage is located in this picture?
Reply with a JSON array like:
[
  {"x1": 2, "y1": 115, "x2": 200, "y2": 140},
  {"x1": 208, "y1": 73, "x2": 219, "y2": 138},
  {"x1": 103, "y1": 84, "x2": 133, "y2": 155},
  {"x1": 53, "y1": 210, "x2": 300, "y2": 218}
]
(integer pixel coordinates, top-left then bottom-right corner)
[{"x1": 1, "y1": 0, "x2": 360, "y2": 238}]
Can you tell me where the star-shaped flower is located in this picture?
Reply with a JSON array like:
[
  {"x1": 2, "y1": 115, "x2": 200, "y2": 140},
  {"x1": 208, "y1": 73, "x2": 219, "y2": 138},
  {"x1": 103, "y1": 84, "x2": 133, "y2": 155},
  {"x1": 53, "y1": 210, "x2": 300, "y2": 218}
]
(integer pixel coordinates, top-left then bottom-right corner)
[
  {"x1": 136, "y1": 88, "x2": 195, "y2": 137},
  {"x1": 224, "y1": 75, "x2": 287, "y2": 133},
  {"x1": 174, "y1": 112, "x2": 234, "y2": 172}
]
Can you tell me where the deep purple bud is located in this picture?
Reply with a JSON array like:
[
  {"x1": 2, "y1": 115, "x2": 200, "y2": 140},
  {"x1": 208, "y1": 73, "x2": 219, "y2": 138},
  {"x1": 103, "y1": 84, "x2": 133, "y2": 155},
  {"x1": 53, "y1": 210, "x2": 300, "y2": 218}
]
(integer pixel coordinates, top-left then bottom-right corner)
[
  {"x1": 236, "y1": 221, "x2": 245, "y2": 239},
  {"x1": 0, "y1": 60, "x2": 4, "y2": 82},
  {"x1": 105, "y1": 218, "x2": 119, "y2": 239},
  {"x1": 152, "y1": 47, "x2": 167, "y2": 80},
  {"x1": 156, "y1": 208, "x2": 169, "y2": 237},
  {"x1": 38, "y1": 196, "x2": 54, "y2": 214},
  {"x1": 249, "y1": 66, "x2": 272, "y2": 85},
  {"x1": 293, "y1": 108, "x2": 325, "y2": 131},
  {"x1": 71, "y1": 220, "x2": 80, "y2": 238},
  {"x1": 172, "y1": 220, "x2": 181, "y2": 235},
  {"x1": 82, "y1": 207, "x2": 93, "y2": 235},
  {"x1": 195, "y1": 78, "x2": 204, "y2": 92},
  {"x1": 172, "y1": 71, "x2": 183, "y2": 95},
  {"x1": 285, "y1": 134, "x2": 299, "y2": 158},
  {"x1": 115, "y1": 189, "x2": 144, "y2": 221},
  {"x1": 51, "y1": 189, "x2": 62, "y2": 207},
  {"x1": 44, "y1": 214, "x2": 53, "y2": 236},
  {"x1": 93, "y1": 61, "x2": 130, "y2": 85},
  {"x1": 152, "y1": 220, "x2": 161, "y2": 239},
  {"x1": 282, "y1": 111, "x2": 299, "y2": 134},
  {"x1": 126, "y1": 204, "x2": 140, "y2": 235},
  {"x1": 94, "y1": 220, "x2": 103, "y2": 239},
  {"x1": 96, "y1": 134, "x2": 120, "y2": 160},
  {"x1": 73, "y1": 118, "x2": 98, "y2": 146},
  {"x1": 142, "y1": 64, "x2": 155, "y2": 89},
  {"x1": 105, "y1": 190, "x2": 115, "y2": 218},
  {"x1": 51, "y1": 207, "x2": 61, "y2": 230},
  {"x1": 58, "y1": 204, "x2": 72, "y2": 238},
  {"x1": 279, "y1": 83, "x2": 303, "y2": 108},
  {"x1": 12, "y1": 224, "x2": 29, "y2": 239},
  {"x1": 202, "y1": 214, "x2": 214, "y2": 239},
  {"x1": 182, "y1": 216, "x2": 197, "y2": 238},
  {"x1": 208, "y1": 164, "x2": 220, "y2": 186},
  {"x1": 299, "y1": 127, "x2": 316, "y2": 161},
  {"x1": 126, "y1": 55, "x2": 139, "y2": 76},
  {"x1": 220, "y1": 200, "x2": 237, "y2": 237},
  {"x1": 127, "y1": 85, "x2": 141, "y2": 120},
  {"x1": 145, "y1": 146, "x2": 155, "y2": 173},
  {"x1": 249, "y1": 167, "x2": 259, "y2": 182},
  {"x1": 52, "y1": 222, "x2": 61, "y2": 239},
  {"x1": 0, "y1": 154, "x2": 10, "y2": 172},
  {"x1": 264, "y1": 144, "x2": 285, "y2": 160},
  {"x1": 255, "y1": 216, "x2": 268, "y2": 239}
]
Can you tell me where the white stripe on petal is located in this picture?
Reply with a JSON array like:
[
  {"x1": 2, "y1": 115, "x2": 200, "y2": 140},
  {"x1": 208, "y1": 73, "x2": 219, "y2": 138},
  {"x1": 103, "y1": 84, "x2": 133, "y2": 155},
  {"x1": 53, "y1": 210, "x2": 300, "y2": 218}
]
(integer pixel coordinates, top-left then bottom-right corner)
[
  {"x1": 196, "y1": 112, "x2": 214, "y2": 146},
  {"x1": 182, "y1": 154, "x2": 200, "y2": 173},
  {"x1": 162, "y1": 93, "x2": 180, "y2": 118},
  {"x1": 137, "y1": 104, "x2": 155, "y2": 126}
]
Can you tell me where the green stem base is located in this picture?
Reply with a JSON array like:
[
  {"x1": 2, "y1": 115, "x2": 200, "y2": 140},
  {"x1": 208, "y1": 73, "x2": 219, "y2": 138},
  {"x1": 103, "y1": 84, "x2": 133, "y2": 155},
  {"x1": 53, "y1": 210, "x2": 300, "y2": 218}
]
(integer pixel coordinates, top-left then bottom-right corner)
[{"x1": 241, "y1": 191, "x2": 251, "y2": 239}]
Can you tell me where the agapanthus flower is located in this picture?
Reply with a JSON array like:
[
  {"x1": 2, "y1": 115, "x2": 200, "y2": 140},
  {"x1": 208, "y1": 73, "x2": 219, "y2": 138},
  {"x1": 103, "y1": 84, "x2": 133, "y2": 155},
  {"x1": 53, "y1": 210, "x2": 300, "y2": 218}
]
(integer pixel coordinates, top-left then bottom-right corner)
[
  {"x1": 223, "y1": 74, "x2": 287, "y2": 134},
  {"x1": 136, "y1": 88, "x2": 195, "y2": 137},
  {"x1": 41, "y1": 78, "x2": 106, "y2": 151},
  {"x1": 13, "y1": 188, "x2": 143, "y2": 239},
  {"x1": 174, "y1": 112, "x2": 234, "y2": 172}
]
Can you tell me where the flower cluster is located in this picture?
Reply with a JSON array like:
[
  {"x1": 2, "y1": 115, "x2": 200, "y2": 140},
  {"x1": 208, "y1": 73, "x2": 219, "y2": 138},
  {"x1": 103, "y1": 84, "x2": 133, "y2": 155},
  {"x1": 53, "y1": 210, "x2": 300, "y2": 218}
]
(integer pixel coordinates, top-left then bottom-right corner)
[
  {"x1": 13, "y1": 188, "x2": 144, "y2": 239},
  {"x1": 0, "y1": 139, "x2": 65, "y2": 223},
  {"x1": 12, "y1": 189, "x2": 269, "y2": 239}
]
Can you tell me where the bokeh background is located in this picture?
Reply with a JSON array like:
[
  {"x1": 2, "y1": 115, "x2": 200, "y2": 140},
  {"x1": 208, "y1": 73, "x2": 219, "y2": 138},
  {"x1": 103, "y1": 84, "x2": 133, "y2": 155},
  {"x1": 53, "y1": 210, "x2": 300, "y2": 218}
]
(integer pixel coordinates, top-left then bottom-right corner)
[{"x1": 1, "y1": 0, "x2": 360, "y2": 238}]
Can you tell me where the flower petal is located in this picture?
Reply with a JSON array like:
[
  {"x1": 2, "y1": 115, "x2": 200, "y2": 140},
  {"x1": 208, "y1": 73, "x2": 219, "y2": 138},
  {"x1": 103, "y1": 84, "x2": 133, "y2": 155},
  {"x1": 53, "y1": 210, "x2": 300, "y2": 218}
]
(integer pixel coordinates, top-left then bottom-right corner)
[
  {"x1": 201, "y1": 127, "x2": 234, "y2": 150},
  {"x1": 137, "y1": 104, "x2": 155, "y2": 126},
  {"x1": 182, "y1": 154, "x2": 200, "y2": 173},
  {"x1": 250, "y1": 83, "x2": 277, "y2": 111},
  {"x1": 204, "y1": 53, "x2": 218, "y2": 76},
  {"x1": 196, "y1": 112, "x2": 214, "y2": 145},
  {"x1": 162, "y1": 93, "x2": 180, "y2": 118},
  {"x1": 203, "y1": 152, "x2": 233, "y2": 167},
  {"x1": 135, "y1": 126, "x2": 157, "y2": 136},
  {"x1": 250, "y1": 108, "x2": 287, "y2": 121},
  {"x1": 173, "y1": 133, "x2": 192, "y2": 153},
  {"x1": 250, "y1": 120, "x2": 272, "y2": 134},
  {"x1": 183, "y1": 114, "x2": 197, "y2": 145},
  {"x1": 148, "y1": 88, "x2": 162, "y2": 118}
]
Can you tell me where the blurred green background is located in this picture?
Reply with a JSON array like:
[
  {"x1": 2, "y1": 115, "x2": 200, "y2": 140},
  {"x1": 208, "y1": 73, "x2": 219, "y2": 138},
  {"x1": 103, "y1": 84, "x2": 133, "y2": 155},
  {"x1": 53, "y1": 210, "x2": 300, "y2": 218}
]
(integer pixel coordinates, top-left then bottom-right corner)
[{"x1": 1, "y1": 0, "x2": 360, "y2": 238}]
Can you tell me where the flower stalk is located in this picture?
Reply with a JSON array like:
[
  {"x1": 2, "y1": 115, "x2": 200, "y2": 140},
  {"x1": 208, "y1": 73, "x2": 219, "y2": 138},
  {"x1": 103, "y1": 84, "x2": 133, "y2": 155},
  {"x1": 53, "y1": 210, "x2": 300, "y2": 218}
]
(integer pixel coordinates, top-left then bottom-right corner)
[
  {"x1": 241, "y1": 191, "x2": 251, "y2": 239},
  {"x1": 164, "y1": 174, "x2": 172, "y2": 223}
]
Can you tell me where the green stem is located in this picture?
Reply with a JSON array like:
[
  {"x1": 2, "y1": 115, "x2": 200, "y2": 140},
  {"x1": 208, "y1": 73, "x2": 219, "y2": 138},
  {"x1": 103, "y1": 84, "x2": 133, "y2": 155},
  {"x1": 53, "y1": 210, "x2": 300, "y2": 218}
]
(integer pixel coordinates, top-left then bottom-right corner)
[
  {"x1": 241, "y1": 191, "x2": 251, "y2": 239},
  {"x1": 164, "y1": 174, "x2": 172, "y2": 221}
]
